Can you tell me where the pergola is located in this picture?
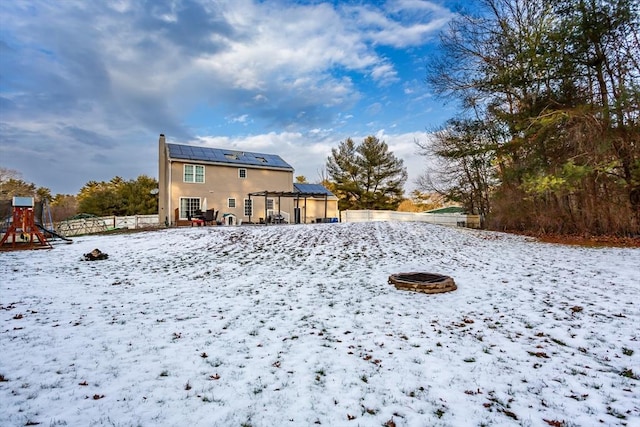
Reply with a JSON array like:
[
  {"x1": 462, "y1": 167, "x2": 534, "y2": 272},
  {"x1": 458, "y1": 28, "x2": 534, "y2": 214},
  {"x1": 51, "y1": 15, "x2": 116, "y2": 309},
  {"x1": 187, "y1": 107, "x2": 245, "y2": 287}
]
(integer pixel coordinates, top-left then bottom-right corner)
[{"x1": 247, "y1": 190, "x2": 331, "y2": 224}]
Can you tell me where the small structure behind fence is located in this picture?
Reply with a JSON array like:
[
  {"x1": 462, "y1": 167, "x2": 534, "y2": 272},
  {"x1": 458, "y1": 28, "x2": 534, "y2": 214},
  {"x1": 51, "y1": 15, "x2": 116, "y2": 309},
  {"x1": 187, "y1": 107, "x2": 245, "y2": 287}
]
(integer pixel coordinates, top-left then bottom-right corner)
[{"x1": 340, "y1": 210, "x2": 481, "y2": 228}]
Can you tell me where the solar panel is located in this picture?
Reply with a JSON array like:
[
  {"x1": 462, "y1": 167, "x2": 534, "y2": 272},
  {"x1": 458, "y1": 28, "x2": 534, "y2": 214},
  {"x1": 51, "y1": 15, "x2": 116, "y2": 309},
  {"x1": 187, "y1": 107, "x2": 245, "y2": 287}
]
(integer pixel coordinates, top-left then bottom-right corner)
[
  {"x1": 293, "y1": 183, "x2": 335, "y2": 196},
  {"x1": 167, "y1": 143, "x2": 294, "y2": 170}
]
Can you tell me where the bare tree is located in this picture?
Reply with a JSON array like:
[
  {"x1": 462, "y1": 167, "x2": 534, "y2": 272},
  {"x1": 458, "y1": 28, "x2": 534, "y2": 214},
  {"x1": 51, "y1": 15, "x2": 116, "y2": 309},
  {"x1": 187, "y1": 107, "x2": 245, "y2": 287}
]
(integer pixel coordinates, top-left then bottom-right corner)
[
  {"x1": 417, "y1": 119, "x2": 496, "y2": 225},
  {"x1": 425, "y1": 0, "x2": 640, "y2": 235}
]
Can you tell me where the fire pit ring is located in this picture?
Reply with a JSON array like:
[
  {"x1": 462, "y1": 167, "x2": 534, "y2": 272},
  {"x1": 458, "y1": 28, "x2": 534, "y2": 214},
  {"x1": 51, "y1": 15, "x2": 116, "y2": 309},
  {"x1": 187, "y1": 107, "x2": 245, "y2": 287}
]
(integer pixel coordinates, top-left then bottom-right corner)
[{"x1": 388, "y1": 272, "x2": 456, "y2": 294}]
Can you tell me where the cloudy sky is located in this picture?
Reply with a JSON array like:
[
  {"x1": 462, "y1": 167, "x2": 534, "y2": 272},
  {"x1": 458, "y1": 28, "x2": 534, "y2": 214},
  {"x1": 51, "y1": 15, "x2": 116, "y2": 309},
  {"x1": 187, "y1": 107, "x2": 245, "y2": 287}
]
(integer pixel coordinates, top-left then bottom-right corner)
[{"x1": 0, "y1": 0, "x2": 467, "y2": 195}]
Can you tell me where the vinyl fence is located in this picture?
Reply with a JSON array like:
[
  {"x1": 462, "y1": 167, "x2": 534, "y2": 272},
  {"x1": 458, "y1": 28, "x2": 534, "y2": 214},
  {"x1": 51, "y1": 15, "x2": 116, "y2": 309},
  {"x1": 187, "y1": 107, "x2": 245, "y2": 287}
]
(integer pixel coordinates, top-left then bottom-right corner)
[
  {"x1": 51, "y1": 211, "x2": 479, "y2": 237},
  {"x1": 340, "y1": 210, "x2": 481, "y2": 228}
]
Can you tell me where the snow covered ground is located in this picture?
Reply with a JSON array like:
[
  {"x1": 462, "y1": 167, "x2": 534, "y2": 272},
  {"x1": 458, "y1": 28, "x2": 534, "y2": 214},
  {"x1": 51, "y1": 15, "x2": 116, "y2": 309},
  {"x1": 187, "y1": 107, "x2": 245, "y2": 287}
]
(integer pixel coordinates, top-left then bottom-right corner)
[{"x1": 1, "y1": 222, "x2": 638, "y2": 427}]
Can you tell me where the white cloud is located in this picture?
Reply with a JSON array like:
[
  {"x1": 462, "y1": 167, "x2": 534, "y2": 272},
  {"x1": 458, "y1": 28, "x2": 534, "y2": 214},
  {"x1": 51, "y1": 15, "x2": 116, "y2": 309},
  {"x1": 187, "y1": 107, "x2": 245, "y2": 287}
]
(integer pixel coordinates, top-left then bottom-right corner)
[
  {"x1": 344, "y1": 0, "x2": 452, "y2": 48},
  {"x1": 228, "y1": 114, "x2": 251, "y2": 124},
  {"x1": 0, "y1": 0, "x2": 454, "y2": 194},
  {"x1": 196, "y1": 128, "x2": 432, "y2": 193},
  {"x1": 369, "y1": 62, "x2": 399, "y2": 85}
]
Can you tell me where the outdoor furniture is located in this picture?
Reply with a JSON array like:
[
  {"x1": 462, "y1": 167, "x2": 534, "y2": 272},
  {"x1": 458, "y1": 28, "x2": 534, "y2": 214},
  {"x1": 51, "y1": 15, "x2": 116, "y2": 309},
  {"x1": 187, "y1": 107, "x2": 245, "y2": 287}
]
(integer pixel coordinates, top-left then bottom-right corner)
[
  {"x1": 269, "y1": 213, "x2": 286, "y2": 224},
  {"x1": 203, "y1": 209, "x2": 218, "y2": 225},
  {"x1": 187, "y1": 211, "x2": 205, "y2": 226}
]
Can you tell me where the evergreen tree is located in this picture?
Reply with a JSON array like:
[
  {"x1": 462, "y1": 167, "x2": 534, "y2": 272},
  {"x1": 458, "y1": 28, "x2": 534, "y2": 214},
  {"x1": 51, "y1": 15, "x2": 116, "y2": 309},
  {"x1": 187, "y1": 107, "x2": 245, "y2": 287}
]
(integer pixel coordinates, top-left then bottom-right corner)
[
  {"x1": 425, "y1": 0, "x2": 639, "y2": 235},
  {"x1": 326, "y1": 136, "x2": 407, "y2": 210},
  {"x1": 0, "y1": 167, "x2": 51, "y2": 202},
  {"x1": 77, "y1": 175, "x2": 158, "y2": 216}
]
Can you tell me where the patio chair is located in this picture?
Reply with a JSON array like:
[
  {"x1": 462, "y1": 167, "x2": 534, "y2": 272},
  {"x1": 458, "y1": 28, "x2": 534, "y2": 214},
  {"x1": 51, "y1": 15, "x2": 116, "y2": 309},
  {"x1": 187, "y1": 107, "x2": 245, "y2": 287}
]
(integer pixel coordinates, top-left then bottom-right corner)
[{"x1": 204, "y1": 209, "x2": 217, "y2": 225}]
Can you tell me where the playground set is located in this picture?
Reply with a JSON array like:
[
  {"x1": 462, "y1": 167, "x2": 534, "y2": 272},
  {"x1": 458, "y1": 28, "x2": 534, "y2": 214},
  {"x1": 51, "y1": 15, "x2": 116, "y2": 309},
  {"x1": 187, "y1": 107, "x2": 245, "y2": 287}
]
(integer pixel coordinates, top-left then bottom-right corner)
[{"x1": 0, "y1": 196, "x2": 72, "y2": 251}]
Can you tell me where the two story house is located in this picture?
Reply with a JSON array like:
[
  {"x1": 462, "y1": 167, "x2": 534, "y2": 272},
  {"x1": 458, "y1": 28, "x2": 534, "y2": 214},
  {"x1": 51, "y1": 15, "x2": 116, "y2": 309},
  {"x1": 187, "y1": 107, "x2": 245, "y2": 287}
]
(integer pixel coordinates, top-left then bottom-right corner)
[{"x1": 158, "y1": 134, "x2": 338, "y2": 226}]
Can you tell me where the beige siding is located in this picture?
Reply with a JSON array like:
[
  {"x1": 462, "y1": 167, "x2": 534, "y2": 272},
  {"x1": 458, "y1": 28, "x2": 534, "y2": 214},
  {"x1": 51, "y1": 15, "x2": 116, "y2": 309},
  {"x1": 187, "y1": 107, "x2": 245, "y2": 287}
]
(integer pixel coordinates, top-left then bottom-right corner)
[
  {"x1": 170, "y1": 161, "x2": 294, "y2": 222},
  {"x1": 294, "y1": 197, "x2": 339, "y2": 223}
]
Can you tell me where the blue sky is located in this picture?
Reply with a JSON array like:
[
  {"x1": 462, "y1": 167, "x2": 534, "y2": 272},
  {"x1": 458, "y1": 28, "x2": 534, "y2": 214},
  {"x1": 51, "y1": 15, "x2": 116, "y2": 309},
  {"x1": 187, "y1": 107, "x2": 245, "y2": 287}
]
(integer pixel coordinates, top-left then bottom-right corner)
[{"x1": 0, "y1": 0, "x2": 467, "y2": 195}]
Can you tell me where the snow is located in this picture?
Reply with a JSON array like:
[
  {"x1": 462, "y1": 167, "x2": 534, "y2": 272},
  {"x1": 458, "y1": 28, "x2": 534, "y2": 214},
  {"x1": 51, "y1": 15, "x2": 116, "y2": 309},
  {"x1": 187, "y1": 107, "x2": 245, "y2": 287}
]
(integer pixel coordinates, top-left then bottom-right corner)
[{"x1": 1, "y1": 222, "x2": 638, "y2": 427}]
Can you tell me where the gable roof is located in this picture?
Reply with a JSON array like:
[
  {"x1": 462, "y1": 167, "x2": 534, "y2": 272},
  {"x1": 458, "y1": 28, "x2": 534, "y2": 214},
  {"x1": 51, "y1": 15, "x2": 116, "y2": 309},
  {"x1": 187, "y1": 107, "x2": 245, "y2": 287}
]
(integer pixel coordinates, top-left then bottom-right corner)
[
  {"x1": 166, "y1": 143, "x2": 294, "y2": 171},
  {"x1": 293, "y1": 183, "x2": 335, "y2": 197}
]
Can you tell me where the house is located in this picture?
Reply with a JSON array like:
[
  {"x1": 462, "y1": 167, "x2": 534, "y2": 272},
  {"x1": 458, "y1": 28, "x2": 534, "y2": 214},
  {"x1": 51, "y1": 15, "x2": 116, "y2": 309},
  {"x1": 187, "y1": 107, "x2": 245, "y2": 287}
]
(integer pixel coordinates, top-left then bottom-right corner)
[{"x1": 158, "y1": 134, "x2": 339, "y2": 226}]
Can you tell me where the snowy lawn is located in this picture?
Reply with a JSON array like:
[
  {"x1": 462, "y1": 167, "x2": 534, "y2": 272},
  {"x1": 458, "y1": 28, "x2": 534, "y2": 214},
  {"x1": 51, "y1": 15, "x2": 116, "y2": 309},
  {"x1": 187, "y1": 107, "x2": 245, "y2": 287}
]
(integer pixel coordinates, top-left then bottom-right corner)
[{"x1": 1, "y1": 222, "x2": 638, "y2": 427}]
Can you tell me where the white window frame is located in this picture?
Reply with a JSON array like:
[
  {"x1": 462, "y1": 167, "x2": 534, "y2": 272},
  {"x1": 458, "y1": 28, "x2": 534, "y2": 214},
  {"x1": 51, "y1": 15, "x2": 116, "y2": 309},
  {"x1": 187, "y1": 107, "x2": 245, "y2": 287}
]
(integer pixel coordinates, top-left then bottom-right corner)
[
  {"x1": 238, "y1": 168, "x2": 247, "y2": 179},
  {"x1": 184, "y1": 164, "x2": 205, "y2": 183},
  {"x1": 244, "y1": 199, "x2": 253, "y2": 217},
  {"x1": 266, "y1": 198, "x2": 275, "y2": 210},
  {"x1": 228, "y1": 198, "x2": 236, "y2": 208},
  {"x1": 179, "y1": 197, "x2": 201, "y2": 219}
]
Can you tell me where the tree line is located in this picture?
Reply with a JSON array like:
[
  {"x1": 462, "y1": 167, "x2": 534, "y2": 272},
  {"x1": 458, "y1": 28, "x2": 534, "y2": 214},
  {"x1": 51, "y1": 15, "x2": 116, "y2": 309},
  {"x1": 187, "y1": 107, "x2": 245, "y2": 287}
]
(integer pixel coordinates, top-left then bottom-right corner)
[
  {"x1": 418, "y1": 0, "x2": 639, "y2": 236},
  {"x1": 0, "y1": 167, "x2": 158, "y2": 221},
  {"x1": 1, "y1": 139, "x2": 419, "y2": 223}
]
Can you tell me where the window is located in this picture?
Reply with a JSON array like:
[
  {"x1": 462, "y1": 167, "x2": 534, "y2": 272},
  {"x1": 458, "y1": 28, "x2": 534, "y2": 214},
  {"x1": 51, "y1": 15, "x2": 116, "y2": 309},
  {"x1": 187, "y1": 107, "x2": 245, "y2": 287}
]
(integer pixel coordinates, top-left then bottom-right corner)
[
  {"x1": 266, "y1": 198, "x2": 275, "y2": 210},
  {"x1": 244, "y1": 199, "x2": 253, "y2": 216},
  {"x1": 228, "y1": 198, "x2": 236, "y2": 208},
  {"x1": 180, "y1": 197, "x2": 201, "y2": 219},
  {"x1": 238, "y1": 168, "x2": 247, "y2": 179},
  {"x1": 184, "y1": 164, "x2": 204, "y2": 183}
]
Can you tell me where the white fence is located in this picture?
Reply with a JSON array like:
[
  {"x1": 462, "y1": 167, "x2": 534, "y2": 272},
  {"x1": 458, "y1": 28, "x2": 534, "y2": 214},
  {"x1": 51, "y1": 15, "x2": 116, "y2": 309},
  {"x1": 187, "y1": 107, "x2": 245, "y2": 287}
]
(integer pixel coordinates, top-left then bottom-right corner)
[
  {"x1": 55, "y1": 215, "x2": 160, "y2": 236},
  {"x1": 43, "y1": 211, "x2": 478, "y2": 238},
  {"x1": 340, "y1": 210, "x2": 481, "y2": 228}
]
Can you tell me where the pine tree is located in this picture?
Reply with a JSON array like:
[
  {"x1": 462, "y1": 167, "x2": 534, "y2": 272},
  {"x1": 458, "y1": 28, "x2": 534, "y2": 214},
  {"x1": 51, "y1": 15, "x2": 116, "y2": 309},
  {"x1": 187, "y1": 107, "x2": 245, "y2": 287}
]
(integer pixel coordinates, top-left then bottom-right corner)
[{"x1": 326, "y1": 136, "x2": 407, "y2": 210}]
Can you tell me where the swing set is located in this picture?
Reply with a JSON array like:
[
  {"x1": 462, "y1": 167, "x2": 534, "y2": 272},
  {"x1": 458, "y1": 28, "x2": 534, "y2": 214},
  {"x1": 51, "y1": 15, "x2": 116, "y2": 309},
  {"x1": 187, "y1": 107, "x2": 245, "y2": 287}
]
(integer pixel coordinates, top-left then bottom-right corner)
[{"x1": 0, "y1": 196, "x2": 71, "y2": 251}]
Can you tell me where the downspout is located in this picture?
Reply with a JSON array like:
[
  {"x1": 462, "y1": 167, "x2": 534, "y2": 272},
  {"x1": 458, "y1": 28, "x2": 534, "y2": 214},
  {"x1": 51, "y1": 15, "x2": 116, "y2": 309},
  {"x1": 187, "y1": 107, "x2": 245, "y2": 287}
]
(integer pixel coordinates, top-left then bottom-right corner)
[
  {"x1": 168, "y1": 159, "x2": 172, "y2": 225},
  {"x1": 324, "y1": 194, "x2": 328, "y2": 220},
  {"x1": 295, "y1": 195, "x2": 300, "y2": 224}
]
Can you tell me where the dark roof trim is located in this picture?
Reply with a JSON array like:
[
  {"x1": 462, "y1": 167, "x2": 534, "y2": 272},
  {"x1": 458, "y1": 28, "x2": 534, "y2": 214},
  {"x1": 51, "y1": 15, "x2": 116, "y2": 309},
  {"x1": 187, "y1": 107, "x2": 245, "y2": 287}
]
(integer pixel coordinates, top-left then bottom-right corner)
[
  {"x1": 248, "y1": 190, "x2": 336, "y2": 199},
  {"x1": 293, "y1": 183, "x2": 335, "y2": 196}
]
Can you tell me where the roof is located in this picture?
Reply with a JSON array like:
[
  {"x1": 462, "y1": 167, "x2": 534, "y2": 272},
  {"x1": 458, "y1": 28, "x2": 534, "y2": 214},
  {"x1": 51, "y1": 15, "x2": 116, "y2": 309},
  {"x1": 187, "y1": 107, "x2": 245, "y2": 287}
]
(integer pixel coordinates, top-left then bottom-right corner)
[
  {"x1": 424, "y1": 206, "x2": 466, "y2": 214},
  {"x1": 166, "y1": 143, "x2": 294, "y2": 171},
  {"x1": 293, "y1": 183, "x2": 335, "y2": 197},
  {"x1": 249, "y1": 184, "x2": 336, "y2": 199}
]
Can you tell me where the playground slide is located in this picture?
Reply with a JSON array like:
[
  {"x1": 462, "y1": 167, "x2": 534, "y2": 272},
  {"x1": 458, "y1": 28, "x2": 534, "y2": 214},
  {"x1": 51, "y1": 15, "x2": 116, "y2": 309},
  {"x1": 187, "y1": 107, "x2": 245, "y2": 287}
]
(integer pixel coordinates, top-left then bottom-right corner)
[{"x1": 36, "y1": 223, "x2": 73, "y2": 243}]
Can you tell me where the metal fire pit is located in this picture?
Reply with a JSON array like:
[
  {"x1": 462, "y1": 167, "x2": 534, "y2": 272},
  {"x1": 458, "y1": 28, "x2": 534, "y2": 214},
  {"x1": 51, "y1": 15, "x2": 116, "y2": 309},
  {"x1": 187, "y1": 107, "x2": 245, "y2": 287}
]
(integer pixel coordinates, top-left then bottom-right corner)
[{"x1": 388, "y1": 272, "x2": 457, "y2": 294}]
